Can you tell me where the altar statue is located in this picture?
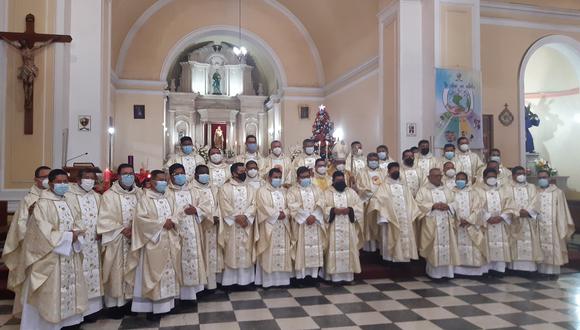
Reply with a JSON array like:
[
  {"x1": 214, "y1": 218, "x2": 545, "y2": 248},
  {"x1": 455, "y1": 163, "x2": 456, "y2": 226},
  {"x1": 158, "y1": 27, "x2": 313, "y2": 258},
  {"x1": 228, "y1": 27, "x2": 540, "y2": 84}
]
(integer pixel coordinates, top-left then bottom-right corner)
[
  {"x1": 525, "y1": 104, "x2": 540, "y2": 153},
  {"x1": 212, "y1": 71, "x2": 222, "y2": 95},
  {"x1": 213, "y1": 126, "x2": 224, "y2": 150}
]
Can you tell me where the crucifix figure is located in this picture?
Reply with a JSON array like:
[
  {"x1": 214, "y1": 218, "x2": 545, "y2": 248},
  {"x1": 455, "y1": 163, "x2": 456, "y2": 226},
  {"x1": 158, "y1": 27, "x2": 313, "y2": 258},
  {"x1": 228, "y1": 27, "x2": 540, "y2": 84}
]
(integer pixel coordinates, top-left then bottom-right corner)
[{"x1": 0, "y1": 14, "x2": 72, "y2": 134}]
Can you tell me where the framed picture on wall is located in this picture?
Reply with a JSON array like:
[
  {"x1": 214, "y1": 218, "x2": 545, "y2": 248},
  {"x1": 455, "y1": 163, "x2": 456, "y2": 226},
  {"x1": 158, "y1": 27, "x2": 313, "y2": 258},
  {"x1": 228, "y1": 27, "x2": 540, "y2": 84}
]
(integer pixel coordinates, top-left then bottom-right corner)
[
  {"x1": 133, "y1": 105, "x2": 145, "y2": 119},
  {"x1": 78, "y1": 115, "x2": 91, "y2": 131},
  {"x1": 299, "y1": 105, "x2": 310, "y2": 119}
]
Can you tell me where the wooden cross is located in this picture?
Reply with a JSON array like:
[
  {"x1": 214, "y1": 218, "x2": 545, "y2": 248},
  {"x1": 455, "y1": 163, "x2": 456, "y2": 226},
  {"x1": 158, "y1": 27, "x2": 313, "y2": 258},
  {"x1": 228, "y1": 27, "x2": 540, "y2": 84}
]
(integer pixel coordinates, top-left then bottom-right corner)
[{"x1": 0, "y1": 14, "x2": 72, "y2": 134}]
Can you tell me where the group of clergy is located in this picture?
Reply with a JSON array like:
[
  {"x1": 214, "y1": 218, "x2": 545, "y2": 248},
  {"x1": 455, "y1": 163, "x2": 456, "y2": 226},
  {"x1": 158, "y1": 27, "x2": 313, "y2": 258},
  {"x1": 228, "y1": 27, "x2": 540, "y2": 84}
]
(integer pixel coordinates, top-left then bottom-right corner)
[{"x1": 1, "y1": 134, "x2": 575, "y2": 329}]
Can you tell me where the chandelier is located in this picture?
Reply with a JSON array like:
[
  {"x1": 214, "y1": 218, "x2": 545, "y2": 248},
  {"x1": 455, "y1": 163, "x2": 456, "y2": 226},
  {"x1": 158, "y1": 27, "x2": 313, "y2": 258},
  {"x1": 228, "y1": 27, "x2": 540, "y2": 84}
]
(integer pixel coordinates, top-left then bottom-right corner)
[{"x1": 233, "y1": 0, "x2": 247, "y2": 60}]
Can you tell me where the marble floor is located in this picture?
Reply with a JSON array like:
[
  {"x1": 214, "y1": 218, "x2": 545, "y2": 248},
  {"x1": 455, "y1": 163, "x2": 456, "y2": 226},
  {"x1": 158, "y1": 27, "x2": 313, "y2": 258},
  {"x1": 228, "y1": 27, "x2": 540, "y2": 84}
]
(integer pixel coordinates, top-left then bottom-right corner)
[{"x1": 1, "y1": 270, "x2": 580, "y2": 330}]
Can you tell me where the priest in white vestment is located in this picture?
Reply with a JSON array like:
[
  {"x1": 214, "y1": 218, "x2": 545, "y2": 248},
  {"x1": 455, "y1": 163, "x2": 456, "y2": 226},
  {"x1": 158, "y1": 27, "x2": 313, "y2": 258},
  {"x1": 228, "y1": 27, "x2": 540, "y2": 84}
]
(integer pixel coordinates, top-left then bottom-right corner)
[
  {"x1": 368, "y1": 162, "x2": 422, "y2": 262},
  {"x1": 450, "y1": 172, "x2": 489, "y2": 276},
  {"x1": 437, "y1": 144, "x2": 459, "y2": 171},
  {"x1": 235, "y1": 134, "x2": 263, "y2": 164},
  {"x1": 474, "y1": 168, "x2": 514, "y2": 273},
  {"x1": 191, "y1": 164, "x2": 224, "y2": 289},
  {"x1": 416, "y1": 140, "x2": 439, "y2": 179},
  {"x1": 530, "y1": 170, "x2": 575, "y2": 275},
  {"x1": 501, "y1": 166, "x2": 542, "y2": 272},
  {"x1": 377, "y1": 145, "x2": 395, "y2": 170},
  {"x1": 132, "y1": 170, "x2": 181, "y2": 315},
  {"x1": 261, "y1": 140, "x2": 294, "y2": 187},
  {"x1": 475, "y1": 160, "x2": 511, "y2": 187},
  {"x1": 164, "y1": 136, "x2": 206, "y2": 182},
  {"x1": 355, "y1": 152, "x2": 387, "y2": 252},
  {"x1": 455, "y1": 137, "x2": 483, "y2": 180},
  {"x1": 21, "y1": 169, "x2": 88, "y2": 330},
  {"x1": 312, "y1": 159, "x2": 332, "y2": 191},
  {"x1": 246, "y1": 160, "x2": 266, "y2": 190},
  {"x1": 400, "y1": 149, "x2": 424, "y2": 197},
  {"x1": 65, "y1": 168, "x2": 103, "y2": 318},
  {"x1": 255, "y1": 168, "x2": 294, "y2": 287},
  {"x1": 442, "y1": 161, "x2": 458, "y2": 190},
  {"x1": 97, "y1": 164, "x2": 141, "y2": 311},
  {"x1": 292, "y1": 138, "x2": 318, "y2": 171},
  {"x1": 166, "y1": 163, "x2": 208, "y2": 299},
  {"x1": 324, "y1": 171, "x2": 364, "y2": 282},
  {"x1": 2, "y1": 165, "x2": 50, "y2": 317},
  {"x1": 218, "y1": 163, "x2": 258, "y2": 286},
  {"x1": 345, "y1": 141, "x2": 366, "y2": 175},
  {"x1": 288, "y1": 166, "x2": 326, "y2": 280},
  {"x1": 416, "y1": 168, "x2": 460, "y2": 279},
  {"x1": 207, "y1": 147, "x2": 230, "y2": 188}
]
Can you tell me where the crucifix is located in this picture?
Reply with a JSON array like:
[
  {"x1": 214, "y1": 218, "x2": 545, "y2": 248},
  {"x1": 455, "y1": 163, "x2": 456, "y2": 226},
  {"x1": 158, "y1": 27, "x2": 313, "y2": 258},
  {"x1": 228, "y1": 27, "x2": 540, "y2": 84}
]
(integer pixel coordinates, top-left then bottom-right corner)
[{"x1": 0, "y1": 14, "x2": 72, "y2": 135}]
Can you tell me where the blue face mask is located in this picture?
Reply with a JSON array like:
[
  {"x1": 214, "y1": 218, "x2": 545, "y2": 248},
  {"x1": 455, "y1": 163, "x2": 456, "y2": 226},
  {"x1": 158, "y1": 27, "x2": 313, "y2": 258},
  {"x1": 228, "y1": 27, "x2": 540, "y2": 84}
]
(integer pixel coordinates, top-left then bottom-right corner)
[
  {"x1": 197, "y1": 174, "x2": 210, "y2": 184},
  {"x1": 445, "y1": 151, "x2": 455, "y2": 160},
  {"x1": 173, "y1": 174, "x2": 187, "y2": 186},
  {"x1": 271, "y1": 178, "x2": 282, "y2": 188},
  {"x1": 247, "y1": 143, "x2": 258, "y2": 153},
  {"x1": 368, "y1": 160, "x2": 379, "y2": 169},
  {"x1": 154, "y1": 180, "x2": 168, "y2": 193},
  {"x1": 53, "y1": 183, "x2": 69, "y2": 196},
  {"x1": 455, "y1": 180, "x2": 467, "y2": 189},
  {"x1": 538, "y1": 178, "x2": 549, "y2": 188},
  {"x1": 300, "y1": 178, "x2": 311, "y2": 188},
  {"x1": 121, "y1": 174, "x2": 135, "y2": 187},
  {"x1": 182, "y1": 145, "x2": 193, "y2": 155}
]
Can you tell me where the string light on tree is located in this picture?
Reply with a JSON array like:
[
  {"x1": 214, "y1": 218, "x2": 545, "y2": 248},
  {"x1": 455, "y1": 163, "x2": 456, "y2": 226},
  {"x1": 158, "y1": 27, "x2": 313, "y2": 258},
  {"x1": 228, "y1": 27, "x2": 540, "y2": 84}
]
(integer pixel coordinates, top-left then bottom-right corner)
[{"x1": 311, "y1": 104, "x2": 336, "y2": 159}]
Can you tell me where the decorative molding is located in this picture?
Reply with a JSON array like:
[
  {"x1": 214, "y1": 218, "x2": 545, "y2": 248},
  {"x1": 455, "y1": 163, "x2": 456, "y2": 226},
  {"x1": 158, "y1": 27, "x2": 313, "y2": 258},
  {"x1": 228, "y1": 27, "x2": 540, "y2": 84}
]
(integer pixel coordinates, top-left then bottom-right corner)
[
  {"x1": 114, "y1": 88, "x2": 166, "y2": 96},
  {"x1": 325, "y1": 69, "x2": 378, "y2": 99},
  {"x1": 481, "y1": 0, "x2": 580, "y2": 21},
  {"x1": 283, "y1": 86, "x2": 324, "y2": 97},
  {"x1": 378, "y1": 0, "x2": 399, "y2": 24},
  {"x1": 323, "y1": 56, "x2": 379, "y2": 96},
  {"x1": 525, "y1": 87, "x2": 580, "y2": 99},
  {"x1": 481, "y1": 17, "x2": 580, "y2": 33},
  {"x1": 112, "y1": 76, "x2": 167, "y2": 90}
]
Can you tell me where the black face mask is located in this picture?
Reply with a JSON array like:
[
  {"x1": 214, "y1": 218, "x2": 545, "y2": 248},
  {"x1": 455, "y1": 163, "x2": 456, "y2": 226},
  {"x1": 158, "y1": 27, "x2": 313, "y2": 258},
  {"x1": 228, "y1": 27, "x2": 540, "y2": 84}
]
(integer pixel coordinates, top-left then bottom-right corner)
[
  {"x1": 390, "y1": 171, "x2": 400, "y2": 180},
  {"x1": 420, "y1": 148, "x2": 429, "y2": 155},
  {"x1": 236, "y1": 173, "x2": 247, "y2": 182},
  {"x1": 404, "y1": 158, "x2": 414, "y2": 167},
  {"x1": 333, "y1": 181, "x2": 347, "y2": 192}
]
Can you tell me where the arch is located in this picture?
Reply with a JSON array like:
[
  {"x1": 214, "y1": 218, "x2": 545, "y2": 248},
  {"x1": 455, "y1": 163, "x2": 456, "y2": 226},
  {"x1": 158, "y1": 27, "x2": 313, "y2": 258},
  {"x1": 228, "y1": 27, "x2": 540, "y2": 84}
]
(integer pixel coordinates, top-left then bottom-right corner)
[
  {"x1": 115, "y1": 0, "x2": 324, "y2": 86},
  {"x1": 517, "y1": 35, "x2": 580, "y2": 163},
  {"x1": 159, "y1": 25, "x2": 288, "y2": 89}
]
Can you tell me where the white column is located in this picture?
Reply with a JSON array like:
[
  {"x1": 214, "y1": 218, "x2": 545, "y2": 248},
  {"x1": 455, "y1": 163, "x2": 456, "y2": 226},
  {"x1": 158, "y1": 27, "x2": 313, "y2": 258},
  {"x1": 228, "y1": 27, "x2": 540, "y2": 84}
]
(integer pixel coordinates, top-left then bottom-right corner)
[{"x1": 66, "y1": 0, "x2": 105, "y2": 167}]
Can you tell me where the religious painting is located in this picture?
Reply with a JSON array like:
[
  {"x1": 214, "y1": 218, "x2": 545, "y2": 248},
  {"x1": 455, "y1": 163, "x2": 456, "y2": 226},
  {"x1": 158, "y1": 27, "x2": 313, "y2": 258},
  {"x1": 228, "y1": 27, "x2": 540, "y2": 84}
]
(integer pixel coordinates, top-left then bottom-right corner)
[
  {"x1": 435, "y1": 68, "x2": 483, "y2": 148},
  {"x1": 133, "y1": 105, "x2": 145, "y2": 119},
  {"x1": 78, "y1": 115, "x2": 91, "y2": 131},
  {"x1": 299, "y1": 105, "x2": 310, "y2": 119},
  {"x1": 210, "y1": 123, "x2": 227, "y2": 150}
]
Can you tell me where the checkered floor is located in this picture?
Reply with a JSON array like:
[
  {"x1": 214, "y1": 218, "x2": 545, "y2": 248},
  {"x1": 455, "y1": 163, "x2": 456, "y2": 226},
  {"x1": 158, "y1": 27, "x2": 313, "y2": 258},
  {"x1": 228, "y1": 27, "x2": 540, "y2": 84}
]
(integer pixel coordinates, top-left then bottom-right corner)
[{"x1": 2, "y1": 271, "x2": 580, "y2": 330}]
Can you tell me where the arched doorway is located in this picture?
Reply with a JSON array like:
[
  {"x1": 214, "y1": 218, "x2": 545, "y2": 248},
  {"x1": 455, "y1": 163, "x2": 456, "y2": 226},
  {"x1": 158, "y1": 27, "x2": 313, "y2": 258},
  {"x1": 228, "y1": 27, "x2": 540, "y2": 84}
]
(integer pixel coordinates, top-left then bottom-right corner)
[{"x1": 519, "y1": 35, "x2": 580, "y2": 199}]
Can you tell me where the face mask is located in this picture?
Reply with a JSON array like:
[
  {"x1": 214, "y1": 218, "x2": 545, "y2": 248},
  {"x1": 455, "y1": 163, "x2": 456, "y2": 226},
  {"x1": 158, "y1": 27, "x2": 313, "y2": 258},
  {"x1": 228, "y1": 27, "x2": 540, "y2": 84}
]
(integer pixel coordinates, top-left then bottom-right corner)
[
  {"x1": 333, "y1": 181, "x2": 347, "y2": 192},
  {"x1": 247, "y1": 169, "x2": 258, "y2": 178},
  {"x1": 236, "y1": 173, "x2": 247, "y2": 182},
  {"x1": 41, "y1": 178, "x2": 49, "y2": 189},
  {"x1": 271, "y1": 178, "x2": 282, "y2": 188},
  {"x1": 445, "y1": 169, "x2": 456, "y2": 178},
  {"x1": 300, "y1": 178, "x2": 311, "y2": 188},
  {"x1": 444, "y1": 151, "x2": 455, "y2": 160},
  {"x1": 390, "y1": 171, "x2": 400, "y2": 180},
  {"x1": 121, "y1": 174, "x2": 135, "y2": 187},
  {"x1": 420, "y1": 148, "x2": 429, "y2": 155},
  {"x1": 516, "y1": 174, "x2": 526, "y2": 183},
  {"x1": 403, "y1": 158, "x2": 414, "y2": 167},
  {"x1": 336, "y1": 164, "x2": 345, "y2": 172},
  {"x1": 197, "y1": 173, "x2": 210, "y2": 184},
  {"x1": 456, "y1": 180, "x2": 467, "y2": 189},
  {"x1": 304, "y1": 146, "x2": 315, "y2": 155},
  {"x1": 210, "y1": 154, "x2": 223, "y2": 164},
  {"x1": 486, "y1": 177, "x2": 497, "y2": 186},
  {"x1": 459, "y1": 144, "x2": 469, "y2": 152},
  {"x1": 155, "y1": 180, "x2": 168, "y2": 193},
  {"x1": 538, "y1": 178, "x2": 549, "y2": 188},
  {"x1": 182, "y1": 145, "x2": 193, "y2": 155},
  {"x1": 53, "y1": 183, "x2": 69, "y2": 196},
  {"x1": 247, "y1": 143, "x2": 258, "y2": 153},
  {"x1": 368, "y1": 160, "x2": 379, "y2": 170},
  {"x1": 80, "y1": 179, "x2": 95, "y2": 192},
  {"x1": 316, "y1": 166, "x2": 327, "y2": 175},
  {"x1": 378, "y1": 152, "x2": 387, "y2": 160},
  {"x1": 490, "y1": 155, "x2": 501, "y2": 163},
  {"x1": 272, "y1": 147, "x2": 282, "y2": 156},
  {"x1": 173, "y1": 174, "x2": 187, "y2": 186}
]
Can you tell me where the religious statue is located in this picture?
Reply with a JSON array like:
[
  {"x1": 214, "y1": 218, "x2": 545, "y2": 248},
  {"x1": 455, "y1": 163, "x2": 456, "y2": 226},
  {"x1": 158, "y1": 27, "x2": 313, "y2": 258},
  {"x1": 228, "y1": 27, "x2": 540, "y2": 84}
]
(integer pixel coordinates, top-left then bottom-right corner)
[
  {"x1": 525, "y1": 104, "x2": 540, "y2": 153},
  {"x1": 213, "y1": 126, "x2": 224, "y2": 150},
  {"x1": 212, "y1": 71, "x2": 222, "y2": 95}
]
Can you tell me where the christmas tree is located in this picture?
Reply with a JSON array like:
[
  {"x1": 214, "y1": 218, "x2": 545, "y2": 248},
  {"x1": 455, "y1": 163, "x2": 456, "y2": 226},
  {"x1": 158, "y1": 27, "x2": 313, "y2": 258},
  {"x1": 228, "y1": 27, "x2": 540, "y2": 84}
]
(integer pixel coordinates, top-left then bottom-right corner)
[{"x1": 311, "y1": 104, "x2": 336, "y2": 158}]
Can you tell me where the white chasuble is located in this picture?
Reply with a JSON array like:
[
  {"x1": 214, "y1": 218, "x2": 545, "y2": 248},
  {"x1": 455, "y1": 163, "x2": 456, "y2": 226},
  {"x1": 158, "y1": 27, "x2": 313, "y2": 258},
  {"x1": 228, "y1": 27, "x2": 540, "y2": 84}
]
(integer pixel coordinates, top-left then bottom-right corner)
[
  {"x1": 390, "y1": 184, "x2": 412, "y2": 259},
  {"x1": 181, "y1": 156, "x2": 200, "y2": 181},
  {"x1": 485, "y1": 190, "x2": 510, "y2": 263},
  {"x1": 75, "y1": 193, "x2": 102, "y2": 300},
  {"x1": 333, "y1": 192, "x2": 350, "y2": 274},
  {"x1": 233, "y1": 186, "x2": 251, "y2": 267},
  {"x1": 403, "y1": 169, "x2": 420, "y2": 197},
  {"x1": 268, "y1": 190, "x2": 289, "y2": 272},
  {"x1": 431, "y1": 189, "x2": 451, "y2": 266},
  {"x1": 199, "y1": 186, "x2": 222, "y2": 275},
  {"x1": 211, "y1": 168, "x2": 227, "y2": 187},
  {"x1": 453, "y1": 189, "x2": 486, "y2": 269},
  {"x1": 538, "y1": 192, "x2": 556, "y2": 264},
  {"x1": 300, "y1": 188, "x2": 323, "y2": 268},
  {"x1": 510, "y1": 185, "x2": 536, "y2": 262},
  {"x1": 54, "y1": 201, "x2": 80, "y2": 320},
  {"x1": 153, "y1": 198, "x2": 179, "y2": 300}
]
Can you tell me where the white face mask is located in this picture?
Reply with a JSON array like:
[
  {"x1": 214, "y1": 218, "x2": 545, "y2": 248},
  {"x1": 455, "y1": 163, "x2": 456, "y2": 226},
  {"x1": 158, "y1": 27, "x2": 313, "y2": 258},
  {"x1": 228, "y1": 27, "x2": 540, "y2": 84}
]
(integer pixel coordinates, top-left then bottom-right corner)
[
  {"x1": 445, "y1": 169, "x2": 456, "y2": 178},
  {"x1": 377, "y1": 152, "x2": 387, "y2": 160},
  {"x1": 247, "y1": 169, "x2": 258, "y2": 178},
  {"x1": 80, "y1": 179, "x2": 95, "y2": 192},
  {"x1": 336, "y1": 164, "x2": 345, "y2": 172},
  {"x1": 486, "y1": 177, "x2": 497, "y2": 186},
  {"x1": 41, "y1": 178, "x2": 49, "y2": 189},
  {"x1": 210, "y1": 153, "x2": 223, "y2": 164},
  {"x1": 490, "y1": 155, "x2": 501, "y2": 163},
  {"x1": 272, "y1": 147, "x2": 282, "y2": 156},
  {"x1": 459, "y1": 144, "x2": 469, "y2": 152},
  {"x1": 516, "y1": 174, "x2": 526, "y2": 183},
  {"x1": 316, "y1": 166, "x2": 327, "y2": 175},
  {"x1": 304, "y1": 146, "x2": 314, "y2": 155}
]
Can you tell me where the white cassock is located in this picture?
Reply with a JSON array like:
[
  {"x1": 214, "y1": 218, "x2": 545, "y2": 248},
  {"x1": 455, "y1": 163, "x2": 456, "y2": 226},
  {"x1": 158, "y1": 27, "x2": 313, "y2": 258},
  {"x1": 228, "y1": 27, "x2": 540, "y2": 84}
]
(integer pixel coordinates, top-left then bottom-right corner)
[
  {"x1": 287, "y1": 184, "x2": 325, "y2": 279},
  {"x1": 66, "y1": 184, "x2": 103, "y2": 316},
  {"x1": 21, "y1": 190, "x2": 87, "y2": 330},
  {"x1": 255, "y1": 184, "x2": 293, "y2": 287}
]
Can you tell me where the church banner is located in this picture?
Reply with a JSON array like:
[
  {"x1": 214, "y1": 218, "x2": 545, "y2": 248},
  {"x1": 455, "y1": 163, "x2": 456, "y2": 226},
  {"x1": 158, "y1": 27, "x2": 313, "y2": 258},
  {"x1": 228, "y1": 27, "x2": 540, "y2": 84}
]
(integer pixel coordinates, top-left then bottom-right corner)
[{"x1": 434, "y1": 68, "x2": 483, "y2": 148}]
